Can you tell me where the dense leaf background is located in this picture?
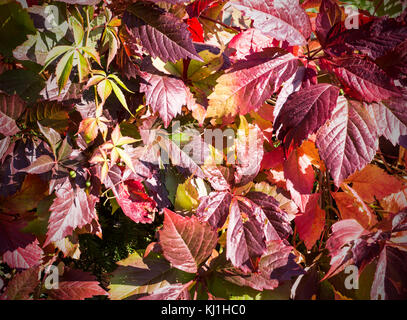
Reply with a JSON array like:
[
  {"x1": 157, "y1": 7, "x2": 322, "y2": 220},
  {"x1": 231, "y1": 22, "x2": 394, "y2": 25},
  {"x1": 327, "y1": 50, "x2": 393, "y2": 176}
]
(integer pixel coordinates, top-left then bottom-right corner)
[{"x1": 0, "y1": 0, "x2": 407, "y2": 300}]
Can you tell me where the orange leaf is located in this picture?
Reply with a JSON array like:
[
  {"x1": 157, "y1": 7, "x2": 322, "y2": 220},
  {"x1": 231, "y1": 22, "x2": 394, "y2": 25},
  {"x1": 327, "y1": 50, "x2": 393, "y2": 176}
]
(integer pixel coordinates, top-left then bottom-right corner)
[{"x1": 345, "y1": 164, "x2": 403, "y2": 203}]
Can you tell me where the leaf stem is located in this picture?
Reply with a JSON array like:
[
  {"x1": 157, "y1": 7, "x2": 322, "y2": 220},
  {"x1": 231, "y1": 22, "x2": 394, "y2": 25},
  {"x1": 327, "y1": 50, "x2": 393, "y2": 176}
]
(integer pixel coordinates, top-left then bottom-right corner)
[{"x1": 200, "y1": 15, "x2": 240, "y2": 33}]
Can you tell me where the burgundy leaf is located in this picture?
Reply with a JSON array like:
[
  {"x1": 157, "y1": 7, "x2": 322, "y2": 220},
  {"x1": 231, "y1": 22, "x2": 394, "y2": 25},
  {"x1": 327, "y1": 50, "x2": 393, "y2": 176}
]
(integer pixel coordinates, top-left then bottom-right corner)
[
  {"x1": 325, "y1": 57, "x2": 402, "y2": 103},
  {"x1": 371, "y1": 245, "x2": 407, "y2": 300},
  {"x1": 231, "y1": 0, "x2": 311, "y2": 46},
  {"x1": 226, "y1": 198, "x2": 268, "y2": 272},
  {"x1": 234, "y1": 122, "x2": 264, "y2": 186},
  {"x1": 316, "y1": 96, "x2": 378, "y2": 187},
  {"x1": 158, "y1": 209, "x2": 218, "y2": 273},
  {"x1": 274, "y1": 84, "x2": 339, "y2": 150},
  {"x1": 207, "y1": 48, "x2": 298, "y2": 118},
  {"x1": 140, "y1": 73, "x2": 193, "y2": 127},
  {"x1": 186, "y1": 0, "x2": 217, "y2": 18},
  {"x1": 339, "y1": 17, "x2": 407, "y2": 60},
  {"x1": 0, "y1": 93, "x2": 26, "y2": 120},
  {"x1": 245, "y1": 191, "x2": 292, "y2": 240},
  {"x1": 196, "y1": 191, "x2": 233, "y2": 229},
  {"x1": 44, "y1": 180, "x2": 99, "y2": 246},
  {"x1": 3, "y1": 239, "x2": 43, "y2": 270},
  {"x1": 47, "y1": 269, "x2": 107, "y2": 300},
  {"x1": 315, "y1": 0, "x2": 342, "y2": 46},
  {"x1": 123, "y1": 1, "x2": 201, "y2": 63},
  {"x1": 0, "y1": 111, "x2": 19, "y2": 136}
]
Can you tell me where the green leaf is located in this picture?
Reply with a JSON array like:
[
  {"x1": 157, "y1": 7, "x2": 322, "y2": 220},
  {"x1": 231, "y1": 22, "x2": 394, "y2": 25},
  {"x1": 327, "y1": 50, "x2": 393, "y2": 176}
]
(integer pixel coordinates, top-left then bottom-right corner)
[
  {"x1": 69, "y1": 16, "x2": 85, "y2": 45},
  {"x1": 110, "y1": 80, "x2": 134, "y2": 116},
  {"x1": 76, "y1": 50, "x2": 89, "y2": 83},
  {"x1": 55, "y1": 51, "x2": 74, "y2": 92},
  {"x1": 81, "y1": 46, "x2": 101, "y2": 66},
  {"x1": 0, "y1": 69, "x2": 45, "y2": 104},
  {"x1": 43, "y1": 46, "x2": 73, "y2": 71},
  {"x1": 0, "y1": 1, "x2": 36, "y2": 57},
  {"x1": 108, "y1": 74, "x2": 134, "y2": 93},
  {"x1": 97, "y1": 79, "x2": 112, "y2": 104}
]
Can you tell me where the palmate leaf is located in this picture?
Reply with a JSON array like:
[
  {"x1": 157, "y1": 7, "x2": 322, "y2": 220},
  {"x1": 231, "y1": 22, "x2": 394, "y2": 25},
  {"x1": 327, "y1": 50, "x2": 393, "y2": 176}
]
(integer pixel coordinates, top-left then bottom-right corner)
[
  {"x1": 158, "y1": 209, "x2": 218, "y2": 273},
  {"x1": 123, "y1": 1, "x2": 201, "y2": 63},
  {"x1": 230, "y1": 0, "x2": 311, "y2": 46},
  {"x1": 316, "y1": 96, "x2": 378, "y2": 187},
  {"x1": 207, "y1": 48, "x2": 298, "y2": 118}
]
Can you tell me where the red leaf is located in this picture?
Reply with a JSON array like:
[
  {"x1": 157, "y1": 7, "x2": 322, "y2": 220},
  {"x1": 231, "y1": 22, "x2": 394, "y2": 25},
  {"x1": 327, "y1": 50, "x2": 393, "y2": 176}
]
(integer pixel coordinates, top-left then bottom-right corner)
[
  {"x1": 123, "y1": 2, "x2": 201, "y2": 63},
  {"x1": 333, "y1": 186, "x2": 377, "y2": 229},
  {"x1": 228, "y1": 28, "x2": 275, "y2": 61},
  {"x1": 295, "y1": 193, "x2": 326, "y2": 250},
  {"x1": 44, "y1": 180, "x2": 100, "y2": 246},
  {"x1": 140, "y1": 73, "x2": 193, "y2": 127},
  {"x1": 226, "y1": 197, "x2": 282, "y2": 272},
  {"x1": 274, "y1": 84, "x2": 339, "y2": 150},
  {"x1": 21, "y1": 155, "x2": 55, "y2": 174},
  {"x1": 158, "y1": 209, "x2": 218, "y2": 273},
  {"x1": 186, "y1": 0, "x2": 218, "y2": 18},
  {"x1": 207, "y1": 48, "x2": 298, "y2": 118},
  {"x1": 367, "y1": 97, "x2": 407, "y2": 146},
  {"x1": 115, "y1": 179, "x2": 157, "y2": 224},
  {"x1": 3, "y1": 239, "x2": 43, "y2": 270},
  {"x1": 283, "y1": 146, "x2": 315, "y2": 211},
  {"x1": 323, "y1": 219, "x2": 367, "y2": 280},
  {"x1": 0, "y1": 266, "x2": 40, "y2": 300},
  {"x1": 139, "y1": 283, "x2": 190, "y2": 300},
  {"x1": 186, "y1": 18, "x2": 204, "y2": 43},
  {"x1": 316, "y1": 96, "x2": 378, "y2": 187},
  {"x1": 345, "y1": 164, "x2": 403, "y2": 203},
  {"x1": 47, "y1": 269, "x2": 107, "y2": 300},
  {"x1": 196, "y1": 191, "x2": 233, "y2": 229},
  {"x1": 231, "y1": 0, "x2": 311, "y2": 46}
]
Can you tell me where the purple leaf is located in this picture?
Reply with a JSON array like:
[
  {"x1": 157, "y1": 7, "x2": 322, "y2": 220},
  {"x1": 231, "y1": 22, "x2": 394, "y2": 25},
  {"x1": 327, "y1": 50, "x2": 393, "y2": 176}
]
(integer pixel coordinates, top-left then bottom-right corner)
[
  {"x1": 326, "y1": 57, "x2": 402, "y2": 103},
  {"x1": 371, "y1": 245, "x2": 407, "y2": 300},
  {"x1": 123, "y1": 1, "x2": 201, "y2": 63},
  {"x1": 274, "y1": 83, "x2": 339, "y2": 151}
]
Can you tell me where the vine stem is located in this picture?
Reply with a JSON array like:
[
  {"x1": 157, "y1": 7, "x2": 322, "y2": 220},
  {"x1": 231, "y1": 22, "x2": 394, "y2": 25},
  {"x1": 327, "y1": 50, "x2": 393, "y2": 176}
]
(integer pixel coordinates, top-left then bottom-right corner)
[{"x1": 200, "y1": 15, "x2": 240, "y2": 33}]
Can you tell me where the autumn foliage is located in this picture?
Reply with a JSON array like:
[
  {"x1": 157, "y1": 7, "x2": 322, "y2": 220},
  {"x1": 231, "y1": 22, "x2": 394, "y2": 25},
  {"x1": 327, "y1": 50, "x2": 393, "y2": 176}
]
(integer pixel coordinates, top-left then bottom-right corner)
[{"x1": 0, "y1": 0, "x2": 407, "y2": 300}]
